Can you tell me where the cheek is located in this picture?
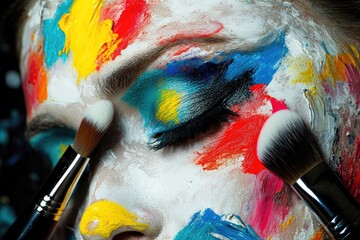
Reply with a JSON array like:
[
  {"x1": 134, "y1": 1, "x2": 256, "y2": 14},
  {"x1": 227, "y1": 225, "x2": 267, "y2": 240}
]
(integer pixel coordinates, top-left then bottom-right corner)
[{"x1": 194, "y1": 85, "x2": 287, "y2": 174}]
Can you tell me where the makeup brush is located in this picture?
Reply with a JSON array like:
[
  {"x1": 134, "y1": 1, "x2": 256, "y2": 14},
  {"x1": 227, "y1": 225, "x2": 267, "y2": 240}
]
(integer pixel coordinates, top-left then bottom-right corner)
[
  {"x1": 4, "y1": 100, "x2": 114, "y2": 240},
  {"x1": 257, "y1": 109, "x2": 360, "y2": 240}
]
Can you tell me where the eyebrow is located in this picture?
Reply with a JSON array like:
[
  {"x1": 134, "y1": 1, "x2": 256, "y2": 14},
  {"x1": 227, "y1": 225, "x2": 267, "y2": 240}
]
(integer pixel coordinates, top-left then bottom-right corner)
[
  {"x1": 96, "y1": 36, "x2": 228, "y2": 98},
  {"x1": 25, "y1": 113, "x2": 68, "y2": 139}
]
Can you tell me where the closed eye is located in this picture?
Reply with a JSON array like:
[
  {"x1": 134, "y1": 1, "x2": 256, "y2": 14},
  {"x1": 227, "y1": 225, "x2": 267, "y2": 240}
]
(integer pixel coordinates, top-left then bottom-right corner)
[{"x1": 149, "y1": 69, "x2": 254, "y2": 149}]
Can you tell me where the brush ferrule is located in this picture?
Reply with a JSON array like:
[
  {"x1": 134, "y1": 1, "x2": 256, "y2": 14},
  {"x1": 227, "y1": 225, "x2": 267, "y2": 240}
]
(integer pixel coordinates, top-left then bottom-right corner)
[
  {"x1": 292, "y1": 161, "x2": 360, "y2": 239},
  {"x1": 34, "y1": 146, "x2": 89, "y2": 221}
]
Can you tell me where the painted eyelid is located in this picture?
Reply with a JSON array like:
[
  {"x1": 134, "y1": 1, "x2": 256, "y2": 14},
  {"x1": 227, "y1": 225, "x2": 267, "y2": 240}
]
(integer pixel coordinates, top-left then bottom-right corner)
[{"x1": 149, "y1": 70, "x2": 254, "y2": 149}]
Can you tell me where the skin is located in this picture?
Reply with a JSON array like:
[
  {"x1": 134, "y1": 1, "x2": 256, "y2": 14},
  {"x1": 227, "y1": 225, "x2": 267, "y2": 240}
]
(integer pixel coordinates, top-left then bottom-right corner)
[{"x1": 19, "y1": 0, "x2": 360, "y2": 239}]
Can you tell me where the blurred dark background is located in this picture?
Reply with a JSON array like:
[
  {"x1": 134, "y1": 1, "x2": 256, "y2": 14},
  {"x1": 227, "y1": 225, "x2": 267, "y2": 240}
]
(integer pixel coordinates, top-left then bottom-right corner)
[{"x1": 0, "y1": 0, "x2": 50, "y2": 237}]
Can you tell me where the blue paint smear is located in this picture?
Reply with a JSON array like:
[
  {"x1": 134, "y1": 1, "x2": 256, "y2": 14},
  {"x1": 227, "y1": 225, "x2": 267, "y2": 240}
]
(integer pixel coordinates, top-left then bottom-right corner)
[
  {"x1": 30, "y1": 128, "x2": 75, "y2": 167},
  {"x1": 122, "y1": 32, "x2": 287, "y2": 134},
  {"x1": 224, "y1": 33, "x2": 287, "y2": 84},
  {"x1": 174, "y1": 208, "x2": 261, "y2": 240},
  {"x1": 164, "y1": 33, "x2": 287, "y2": 85},
  {"x1": 43, "y1": 0, "x2": 73, "y2": 68},
  {"x1": 122, "y1": 69, "x2": 201, "y2": 134}
]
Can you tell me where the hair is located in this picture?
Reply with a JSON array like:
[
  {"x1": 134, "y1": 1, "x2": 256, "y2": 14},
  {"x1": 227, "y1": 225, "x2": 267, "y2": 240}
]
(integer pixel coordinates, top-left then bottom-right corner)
[
  {"x1": 308, "y1": 0, "x2": 360, "y2": 42},
  {"x1": 0, "y1": 0, "x2": 33, "y2": 59}
]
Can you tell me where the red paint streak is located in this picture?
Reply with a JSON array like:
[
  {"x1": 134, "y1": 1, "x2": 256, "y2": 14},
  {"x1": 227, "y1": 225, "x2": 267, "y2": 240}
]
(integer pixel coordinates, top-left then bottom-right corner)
[
  {"x1": 99, "y1": 0, "x2": 150, "y2": 63},
  {"x1": 195, "y1": 85, "x2": 287, "y2": 174},
  {"x1": 337, "y1": 136, "x2": 360, "y2": 201},
  {"x1": 345, "y1": 64, "x2": 360, "y2": 108},
  {"x1": 172, "y1": 44, "x2": 198, "y2": 57},
  {"x1": 194, "y1": 84, "x2": 291, "y2": 236},
  {"x1": 23, "y1": 49, "x2": 48, "y2": 117},
  {"x1": 267, "y1": 96, "x2": 287, "y2": 113},
  {"x1": 158, "y1": 21, "x2": 224, "y2": 45},
  {"x1": 248, "y1": 170, "x2": 291, "y2": 237}
]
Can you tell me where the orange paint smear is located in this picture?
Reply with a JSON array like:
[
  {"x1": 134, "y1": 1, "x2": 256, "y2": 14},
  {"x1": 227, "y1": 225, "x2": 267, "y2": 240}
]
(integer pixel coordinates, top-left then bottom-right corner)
[
  {"x1": 195, "y1": 85, "x2": 287, "y2": 174},
  {"x1": 23, "y1": 49, "x2": 48, "y2": 117},
  {"x1": 310, "y1": 228, "x2": 326, "y2": 240},
  {"x1": 320, "y1": 53, "x2": 357, "y2": 84}
]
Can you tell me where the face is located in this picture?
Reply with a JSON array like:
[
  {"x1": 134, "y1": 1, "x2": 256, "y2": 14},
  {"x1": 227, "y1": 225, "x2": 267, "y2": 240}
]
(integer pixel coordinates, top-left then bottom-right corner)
[{"x1": 20, "y1": 0, "x2": 360, "y2": 239}]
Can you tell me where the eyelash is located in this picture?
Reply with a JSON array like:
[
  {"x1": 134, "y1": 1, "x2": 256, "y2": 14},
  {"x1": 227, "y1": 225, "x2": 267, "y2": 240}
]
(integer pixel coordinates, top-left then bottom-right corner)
[
  {"x1": 150, "y1": 105, "x2": 237, "y2": 150},
  {"x1": 149, "y1": 69, "x2": 254, "y2": 150}
]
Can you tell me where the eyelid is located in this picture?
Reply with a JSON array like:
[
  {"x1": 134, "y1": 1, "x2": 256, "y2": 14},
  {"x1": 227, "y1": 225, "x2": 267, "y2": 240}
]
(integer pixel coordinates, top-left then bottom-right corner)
[
  {"x1": 25, "y1": 113, "x2": 69, "y2": 139},
  {"x1": 96, "y1": 37, "x2": 228, "y2": 98},
  {"x1": 150, "y1": 69, "x2": 254, "y2": 149}
]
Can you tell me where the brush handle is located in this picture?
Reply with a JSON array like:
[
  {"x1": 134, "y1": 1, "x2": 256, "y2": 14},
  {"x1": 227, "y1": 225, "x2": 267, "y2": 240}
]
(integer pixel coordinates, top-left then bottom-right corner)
[
  {"x1": 293, "y1": 161, "x2": 360, "y2": 240},
  {"x1": 3, "y1": 146, "x2": 89, "y2": 240}
]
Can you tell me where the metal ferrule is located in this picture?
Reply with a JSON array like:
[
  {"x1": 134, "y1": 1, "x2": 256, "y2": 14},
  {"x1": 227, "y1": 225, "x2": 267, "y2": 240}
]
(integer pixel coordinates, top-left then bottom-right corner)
[
  {"x1": 34, "y1": 146, "x2": 89, "y2": 221},
  {"x1": 293, "y1": 161, "x2": 360, "y2": 239}
]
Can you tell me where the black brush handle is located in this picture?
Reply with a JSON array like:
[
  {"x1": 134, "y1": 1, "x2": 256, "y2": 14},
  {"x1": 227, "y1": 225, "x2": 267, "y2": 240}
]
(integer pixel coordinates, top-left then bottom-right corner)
[
  {"x1": 293, "y1": 161, "x2": 360, "y2": 240},
  {"x1": 3, "y1": 207, "x2": 57, "y2": 240},
  {"x1": 3, "y1": 146, "x2": 89, "y2": 240}
]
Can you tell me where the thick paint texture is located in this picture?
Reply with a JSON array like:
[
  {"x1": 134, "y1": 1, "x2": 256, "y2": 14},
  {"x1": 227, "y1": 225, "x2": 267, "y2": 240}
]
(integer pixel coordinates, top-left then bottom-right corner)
[
  {"x1": 248, "y1": 171, "x2": 291, "y2": 237},
  {"x1": 42, "y1": 0, "x2": 73, "y2": 67},
  {"x1": 29, "y1": 128, "x2": 75, "y2": 167},
  {"x1": 23, "y1": 49, "x2": 48, "y2": 116},
  {"x1": 59, "y1": 0, "x2": 118, "y2": 82},
  {"x1": 289, "y1": 51, "x2": 358, "y2": 86},
  {"x1": 224, "y1": 33, "x2": 287, "y2": 84},
  {"x1": 195, "y1": 85, "x2": 287, "y2": 174},
  {"x1": 291, "y1": 47, "x2": 360, "y2": 201},
  {"x1": 174, "y1": 208, "x2": 260, "y2": 240},
  {"x1": 42, "y1": 0, "x2": 149, "y2": 82},
  {"x1": 122, "y1": 34, "x2": 287, "y2": 137},
  {"x1": 79, "y1": 200, "x2": 148, "y2": 238},
  {"x1": 100, "y1": 0, "x2": 149, "y2": 61}
]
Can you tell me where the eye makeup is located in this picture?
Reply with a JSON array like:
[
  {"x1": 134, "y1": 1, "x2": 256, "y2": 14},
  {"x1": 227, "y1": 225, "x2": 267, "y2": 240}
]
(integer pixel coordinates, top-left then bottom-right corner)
[
  {"x1": 122, "y1": 33, "x2": 287, "y2": 149},
  {"x1": 151, "y1": 69, "x2": 254, "y2": 149}
]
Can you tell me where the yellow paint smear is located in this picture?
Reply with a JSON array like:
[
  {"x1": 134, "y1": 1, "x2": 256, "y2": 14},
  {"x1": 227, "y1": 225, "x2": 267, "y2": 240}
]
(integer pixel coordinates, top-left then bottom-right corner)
[
  {"x1": 59, "y1": 0, "x2": 120, "y2": 83},
  {"x1": 156, "y1": 89, "x2": 181, "y2": 124},
  {"x1": 289, "y1": 51, "x2": 358, "y2": 86},
  {"x1": 80, "y1": 200, "x2": 148, "y2": 238},
  {"x1": 288, "y1": 56, "x2": 317, "y2": 85},
  {"x1": 59, "y1": 144, "x2": 68, "y2": 157},
  {"x1": 350, "y1": 45, "x2": 360, "y2": 60}
]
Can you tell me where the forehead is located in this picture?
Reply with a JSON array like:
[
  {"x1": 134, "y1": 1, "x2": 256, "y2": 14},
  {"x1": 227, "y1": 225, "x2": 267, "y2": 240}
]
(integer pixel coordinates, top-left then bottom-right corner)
[
  {"x1": 22, "y1": 0, "x2": 292, "y2": 65},
  {"x1": 20, "y1": 0, "x2": 327, "y2": 122}
]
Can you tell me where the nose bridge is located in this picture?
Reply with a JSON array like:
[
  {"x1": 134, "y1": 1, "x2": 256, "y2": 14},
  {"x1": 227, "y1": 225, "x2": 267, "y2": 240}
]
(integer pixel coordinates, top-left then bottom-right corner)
[{"x1": 79, "y1": 141, "x2": 164, "y2": 239}]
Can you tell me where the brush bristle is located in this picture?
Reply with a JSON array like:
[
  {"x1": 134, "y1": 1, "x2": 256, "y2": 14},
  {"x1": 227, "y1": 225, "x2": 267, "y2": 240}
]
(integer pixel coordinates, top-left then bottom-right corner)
[
  {"x1": 72, "y1": 100, "x2": 114, "y2": 158},
  {"x1": 257, "y1": 110, "x2": 324, "y2": 185}
]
